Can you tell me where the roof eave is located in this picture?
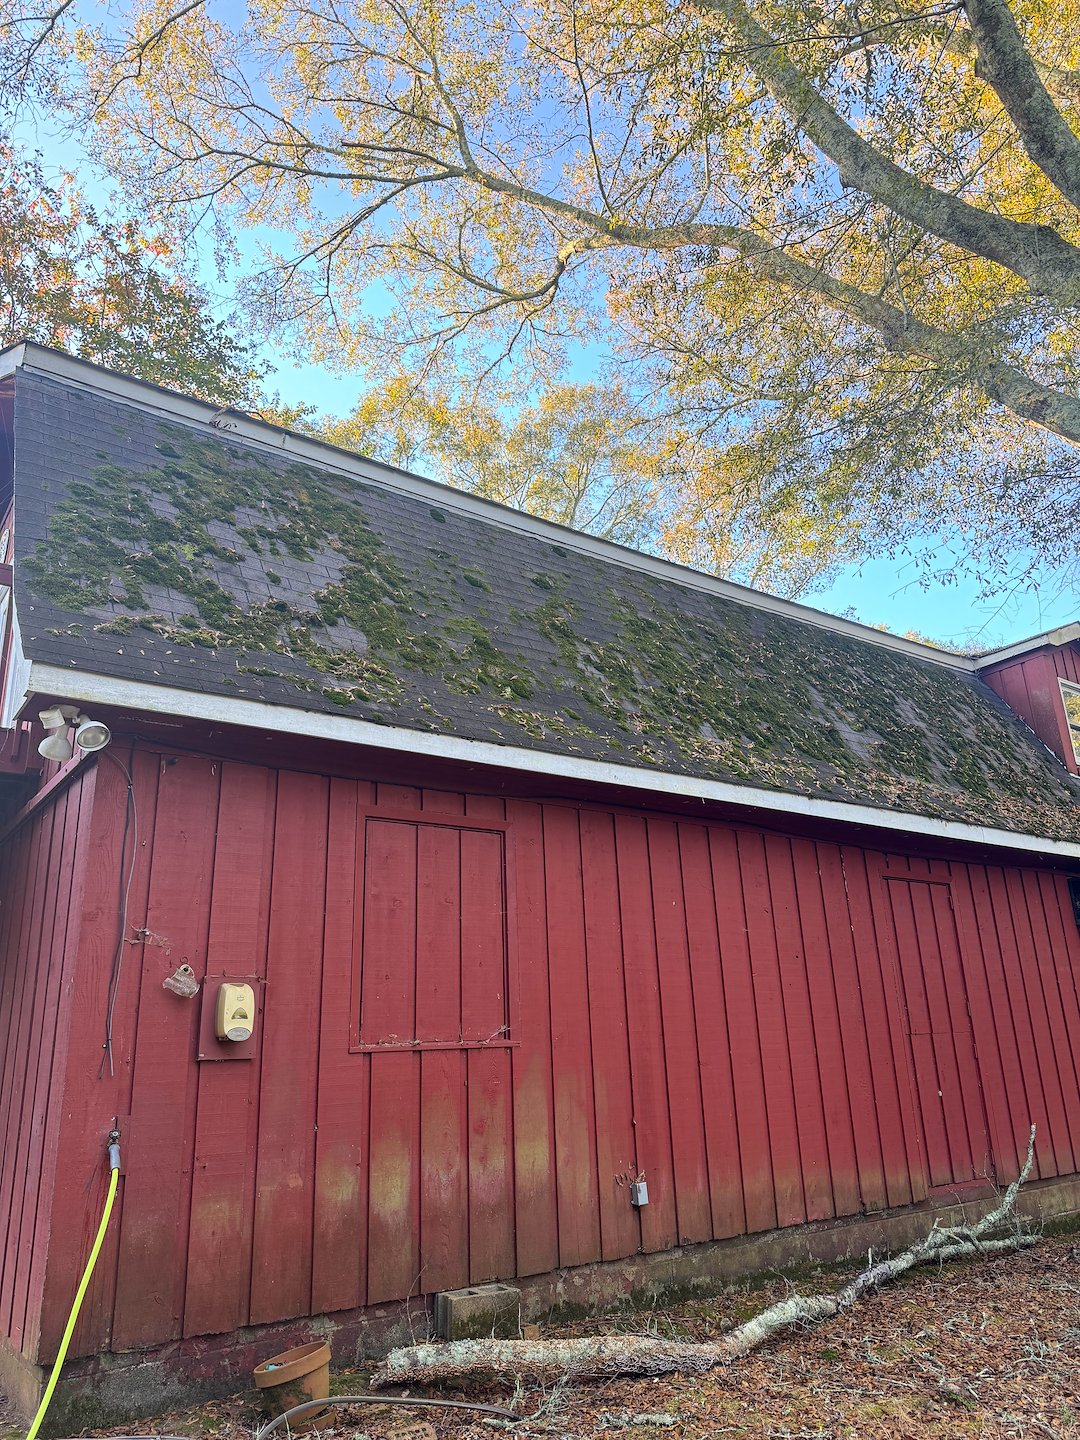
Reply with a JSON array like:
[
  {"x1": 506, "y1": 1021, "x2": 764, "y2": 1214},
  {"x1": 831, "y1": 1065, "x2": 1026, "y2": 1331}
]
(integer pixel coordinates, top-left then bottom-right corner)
[
  {"x1": 973, "y1": 623, "x2": 1080, "y2": 669},
  {"x1": 17, "y1": 660, "x2": 1080, "y2": 862}
]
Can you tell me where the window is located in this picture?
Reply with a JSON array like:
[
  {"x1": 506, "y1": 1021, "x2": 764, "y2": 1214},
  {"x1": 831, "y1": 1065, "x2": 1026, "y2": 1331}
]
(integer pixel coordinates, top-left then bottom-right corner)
[
  {"x1": 1060, "y1": 679, "x2": 1080, "y2": 765},
  {"x1": 354, "y1": 814, "x2": 512, "y2": 1050}
]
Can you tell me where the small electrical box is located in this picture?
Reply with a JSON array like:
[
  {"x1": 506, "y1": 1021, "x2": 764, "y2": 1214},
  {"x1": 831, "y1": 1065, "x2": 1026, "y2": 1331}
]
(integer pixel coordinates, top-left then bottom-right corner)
[
  {"x1": 630, "y1": 1179, "x2": 649, "y2": 1207},
  {"x1": 197, "y1": 976, "x2": 260, "y2": 1060},
  {"x1": 215, "y1": 982, "x2": 255, "y2": 1042}
]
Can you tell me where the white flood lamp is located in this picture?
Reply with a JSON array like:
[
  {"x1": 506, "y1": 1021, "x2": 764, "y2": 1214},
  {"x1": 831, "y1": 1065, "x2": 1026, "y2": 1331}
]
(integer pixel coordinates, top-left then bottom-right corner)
[
  {"x1": 37, "y1": 727, "x2": 75, "y2": 761},
  {"x1": 37, "y1": 705, "x2": 77, "y2": 760},
  {"x1": 74, "y1": 717, "x2": 112, "y2": 752}
]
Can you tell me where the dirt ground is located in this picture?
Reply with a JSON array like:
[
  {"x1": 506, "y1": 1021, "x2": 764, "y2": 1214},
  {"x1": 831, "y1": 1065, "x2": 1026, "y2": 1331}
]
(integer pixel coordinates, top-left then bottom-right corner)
[{"x1": 5, "y1": 1233, "x2": 1080, "y2": 1440}]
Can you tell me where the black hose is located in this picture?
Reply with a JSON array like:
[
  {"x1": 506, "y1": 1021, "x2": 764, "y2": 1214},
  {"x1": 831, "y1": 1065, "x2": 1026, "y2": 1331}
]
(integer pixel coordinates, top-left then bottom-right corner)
[
  {"x1": 253, "y1": 1393, "x2": 520, "y2": 1438},
  {"x1": 51, "y1": 1392, "x2": 519, "y2": 1440}
]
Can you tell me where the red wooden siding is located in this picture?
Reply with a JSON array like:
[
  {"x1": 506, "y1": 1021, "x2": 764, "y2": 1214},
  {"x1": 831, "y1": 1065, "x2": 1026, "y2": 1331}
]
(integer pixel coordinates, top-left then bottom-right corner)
[
  {"x1": 6, "y1": 741, "x2": 1080, "y2": 1369},
  {"x1": 884, "y1": 878, "x2": 991, "y2": 1188},
  {"x1": 0, "y1": 766, "x2": 94, "y2": 1359},
  {"x1": 981, "y1": 643, "x2": 1080, "y2": 773}
]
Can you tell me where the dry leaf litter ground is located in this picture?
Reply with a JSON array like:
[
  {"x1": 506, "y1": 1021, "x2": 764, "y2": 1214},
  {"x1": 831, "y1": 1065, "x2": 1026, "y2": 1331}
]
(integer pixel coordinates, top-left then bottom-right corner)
[{"x1": 2, "y1": 1232, "x2": 1079, "y2": 1440}]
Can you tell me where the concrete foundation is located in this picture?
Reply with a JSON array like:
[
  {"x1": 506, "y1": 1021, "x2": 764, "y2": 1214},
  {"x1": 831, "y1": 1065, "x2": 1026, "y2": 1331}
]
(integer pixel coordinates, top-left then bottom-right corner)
[{"x1": 5, "y1": 1171, "x2": 1078, "y2": 1436}]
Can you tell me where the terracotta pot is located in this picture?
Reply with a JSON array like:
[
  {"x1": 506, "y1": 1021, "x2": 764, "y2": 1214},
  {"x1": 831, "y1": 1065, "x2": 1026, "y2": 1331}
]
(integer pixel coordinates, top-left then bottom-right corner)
[{"x1": 253, "y1": 1341, "x2": 331, "y2": 1431}]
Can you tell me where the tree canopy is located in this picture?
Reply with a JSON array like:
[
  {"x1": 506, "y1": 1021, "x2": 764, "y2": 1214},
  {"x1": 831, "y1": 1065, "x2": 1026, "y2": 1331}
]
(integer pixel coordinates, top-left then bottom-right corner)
[
  {"x1": 320, "y1": 379, "x2": 665, "y2": 540},
  {"x1": 9, "y1": 0, "x2": 1080, "y2": 593},
  {"x1": 0, "y1": 143, "x2": 263, "y2": 406}
]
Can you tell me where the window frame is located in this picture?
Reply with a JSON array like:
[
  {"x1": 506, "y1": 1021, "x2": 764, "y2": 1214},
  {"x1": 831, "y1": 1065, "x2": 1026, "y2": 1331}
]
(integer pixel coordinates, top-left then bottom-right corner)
[{"x1": 1059, "y1": 678, "x2": 1080, "y2": 766}]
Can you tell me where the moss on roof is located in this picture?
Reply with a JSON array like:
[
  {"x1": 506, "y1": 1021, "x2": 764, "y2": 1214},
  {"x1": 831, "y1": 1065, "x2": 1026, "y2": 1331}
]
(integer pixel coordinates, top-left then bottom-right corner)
[{"x1": 14, "y1": 370, "x2": 1080, "y2": 841}]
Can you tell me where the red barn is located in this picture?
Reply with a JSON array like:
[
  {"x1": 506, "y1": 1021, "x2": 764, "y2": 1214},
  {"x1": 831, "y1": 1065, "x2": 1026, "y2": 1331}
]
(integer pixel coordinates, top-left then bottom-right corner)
[{"x1": 1, "y1": 344, "x2": 1079, "y2": 1427}]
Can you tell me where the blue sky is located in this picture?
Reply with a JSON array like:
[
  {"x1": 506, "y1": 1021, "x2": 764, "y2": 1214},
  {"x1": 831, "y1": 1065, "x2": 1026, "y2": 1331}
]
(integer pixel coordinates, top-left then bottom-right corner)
[
  {"x1": 815, "y1": 551, "x2": 1073, "y2": 649},
  {"x1": 23, "y1": 114, "x2": 1077, "y2": 653}
]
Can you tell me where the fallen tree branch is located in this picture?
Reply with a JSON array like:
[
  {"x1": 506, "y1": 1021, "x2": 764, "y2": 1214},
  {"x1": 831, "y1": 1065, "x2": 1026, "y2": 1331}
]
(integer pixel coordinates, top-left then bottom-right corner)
[{"x1": 373, "y1": 1127, "x2": 1037, "y2": 1389}]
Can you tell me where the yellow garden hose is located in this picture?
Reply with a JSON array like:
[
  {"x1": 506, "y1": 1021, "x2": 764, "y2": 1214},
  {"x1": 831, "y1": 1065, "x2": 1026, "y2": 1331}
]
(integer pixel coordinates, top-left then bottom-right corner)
[{"x1": 25, "y1": 1135, "x2": 121, "y2": 1440}]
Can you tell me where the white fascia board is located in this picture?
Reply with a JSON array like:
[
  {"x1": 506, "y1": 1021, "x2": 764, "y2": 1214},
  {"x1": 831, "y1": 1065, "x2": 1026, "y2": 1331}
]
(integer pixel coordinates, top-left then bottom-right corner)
[
  {"x1": 973, "y1": 623, "x2": 1080, "y2": 669},
  {"x1": 0, "y1": 343, "x2": 976, "y2": 672},
  {"x1": 22, "y1": 660, "x2": 1080, "y2": 861},
  {"x1": 1, "y1": 606, "x2": 32, "y2": 729},
  {"x1": 0, "y1": 343, "x2": 26, "y2": 376}
]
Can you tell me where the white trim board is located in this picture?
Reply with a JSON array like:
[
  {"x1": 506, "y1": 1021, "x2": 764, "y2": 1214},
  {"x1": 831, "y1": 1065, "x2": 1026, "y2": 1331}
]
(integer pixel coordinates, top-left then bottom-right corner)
[
  {"x1": 20, "y1": 661, "x2": 1080, "y2": 861},
  {"x1": 973, "y1": 624, "x2": 1080, "y2": 669},
  {"x1": 1, "y1": 608, "x2": 30, "y2": 731},
  {"x1": 0, "y1": 342, "x2": 978, "y2": 672}
]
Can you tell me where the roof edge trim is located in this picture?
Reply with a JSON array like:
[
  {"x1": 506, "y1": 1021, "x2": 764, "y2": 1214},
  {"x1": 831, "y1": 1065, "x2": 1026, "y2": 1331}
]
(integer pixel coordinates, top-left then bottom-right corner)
[
  {"x1": 22, "y1": 660, "x2": 1080, "y2": 860},
  {"x1": 0, "y1": 341, "x2": 976, "y2": 671},
  {"x1": 973, "y1": 623, "x2": 1080, "y2": 669}
]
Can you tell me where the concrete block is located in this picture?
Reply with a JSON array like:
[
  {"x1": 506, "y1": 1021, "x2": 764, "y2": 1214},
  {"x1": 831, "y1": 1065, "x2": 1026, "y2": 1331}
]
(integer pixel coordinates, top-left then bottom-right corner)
[{"x1": 435, "y1": 1283, "x2": 521, "y2": 1340}]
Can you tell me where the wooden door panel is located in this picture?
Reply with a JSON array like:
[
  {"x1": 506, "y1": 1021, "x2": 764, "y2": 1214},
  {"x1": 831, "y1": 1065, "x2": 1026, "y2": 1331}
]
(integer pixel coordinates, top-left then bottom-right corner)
[
  {"x1": 886, "y1": 878, "x2": 994, "y2": 1192},
  {"x1": 908, "y1": 1032, "x2": 952, "y2": 1188}
]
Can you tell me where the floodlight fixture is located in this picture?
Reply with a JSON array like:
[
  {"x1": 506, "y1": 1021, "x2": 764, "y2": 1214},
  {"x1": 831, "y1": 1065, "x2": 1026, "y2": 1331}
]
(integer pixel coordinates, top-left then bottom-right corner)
[
  {"x1": 74, "y1": 717, "x2": 111, "y2": 753},
  {"x1": 37, "y1": 705, "x2": 111, "y2": 759},
  {"x1": 37, "y1": 728, "x2": 75, "y2": 762}
]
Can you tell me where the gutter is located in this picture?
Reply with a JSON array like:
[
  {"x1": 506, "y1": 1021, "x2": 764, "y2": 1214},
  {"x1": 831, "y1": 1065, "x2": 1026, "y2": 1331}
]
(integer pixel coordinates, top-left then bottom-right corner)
[{"x1": 973, "y1": 623, "x2": 1080, "y2": 669}]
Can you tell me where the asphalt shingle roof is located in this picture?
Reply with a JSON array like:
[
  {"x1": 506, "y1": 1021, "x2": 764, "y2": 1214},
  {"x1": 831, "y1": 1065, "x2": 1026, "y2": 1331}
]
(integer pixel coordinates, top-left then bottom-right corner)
[{"x1": 13, "y1": 368, "x2": 1080, "y2": 840}]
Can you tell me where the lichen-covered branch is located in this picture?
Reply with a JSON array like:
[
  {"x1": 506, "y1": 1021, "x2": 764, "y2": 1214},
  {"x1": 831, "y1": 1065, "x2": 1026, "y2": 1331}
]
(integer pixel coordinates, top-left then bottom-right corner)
[
  {"x1": 962, "y1": 0, "x2": 1080, "y2": 212},
  {"x1": 372, "y1": 1128, "x2": 1037, "y2": 1390},
  {"x1": 692, "y1": 0, "x2": 1080, "y2": 299}
]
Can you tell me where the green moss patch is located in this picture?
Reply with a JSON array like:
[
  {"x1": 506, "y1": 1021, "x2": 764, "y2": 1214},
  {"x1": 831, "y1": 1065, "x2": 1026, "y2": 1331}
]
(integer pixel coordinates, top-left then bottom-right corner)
[{"x1": 21, "y1": 413, "x2": 1080, "y2": 840}]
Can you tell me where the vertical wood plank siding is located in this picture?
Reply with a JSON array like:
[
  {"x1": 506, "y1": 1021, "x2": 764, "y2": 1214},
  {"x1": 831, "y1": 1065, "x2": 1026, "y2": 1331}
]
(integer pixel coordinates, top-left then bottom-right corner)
[
  {"x1": 8, "y1": 744, "x2": 1080, "y2": 1366},
  {"x1": 981, "y1": 644, "x2": 1080, "y2": 774},
  {"x1": 0, "y1": 768, "x2": 93, "y2": 1360}
]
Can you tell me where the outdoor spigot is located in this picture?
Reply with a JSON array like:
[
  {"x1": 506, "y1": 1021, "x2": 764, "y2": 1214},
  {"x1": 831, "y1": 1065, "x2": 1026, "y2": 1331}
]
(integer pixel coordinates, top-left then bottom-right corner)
[{"x1": 107, "y1": 1128, "x2": 121, "y2": 1172}]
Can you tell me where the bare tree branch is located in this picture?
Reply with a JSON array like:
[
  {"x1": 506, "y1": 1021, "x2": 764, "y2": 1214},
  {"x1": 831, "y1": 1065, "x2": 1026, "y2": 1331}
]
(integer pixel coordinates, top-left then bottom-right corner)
[
  {"x1": 373, "y1": 1128, "x2": 1038, "y2": 1389},
  {"x1": 0, "y1": 0, "x2": 74, "y2": 90}
]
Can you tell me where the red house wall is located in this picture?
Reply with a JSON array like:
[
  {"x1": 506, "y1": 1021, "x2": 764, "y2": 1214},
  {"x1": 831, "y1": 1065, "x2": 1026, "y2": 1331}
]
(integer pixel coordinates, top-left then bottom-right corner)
[
  {"x1": 6, "y1": 740, "x2": 1080, "y2": 1370},
  {"x1": 981, "y1": 644, "x2": 1080, "y2": 774},
  {"x1": 0, "y1": 764, "x2": 95, "y2": 1362}
]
